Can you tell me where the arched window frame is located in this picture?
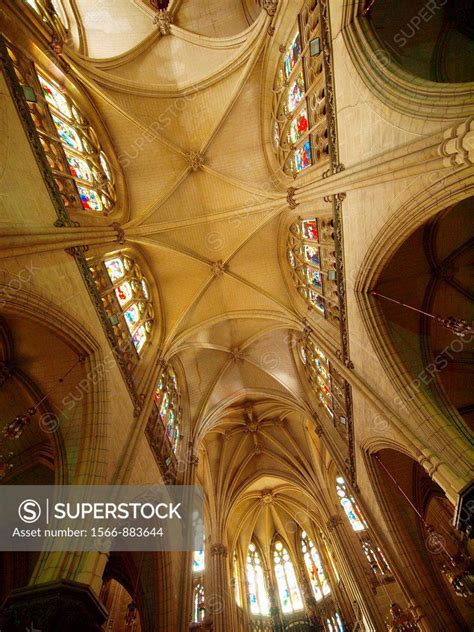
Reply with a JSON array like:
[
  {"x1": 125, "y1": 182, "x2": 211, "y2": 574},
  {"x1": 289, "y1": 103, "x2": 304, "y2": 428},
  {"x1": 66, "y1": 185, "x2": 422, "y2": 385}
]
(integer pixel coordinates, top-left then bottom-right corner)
[
  {"x1": 300, "y1": 530, "x2": 331, "y2": 602},
  {"x1": 246, "y1": 541, "x2": 270, "y2": 616},
  {"x1": 272, "y1": 538, "x2": 304, "y2": 615},
  {"x1": 192, "y1": 582, "x2": 205, "y2": 623},
  {"x1": 299, "y1": 337, "x2": 348, "y2": 437},
  {"x1": 90, "y1": 252, "x2": 154, "y2": 370},
  {"x1": 336, "y1": 476, "x2": 392, "y2": 579},
  {"x1": 5, "y1": 41, "x2": 116, "y2": 215},
  {"x1": 232, "y1": 549, "x2": 242, "y2": 607},
  {"x1": 272, "y1": 0, "x2": 330, "y2": 176},
  {"x1": 24, "y1": 0, "x2": 69, "y2": 36},
  {"x1": 287, "y1": 216, "x2": 340, "y2": 322},
  {"x1": 153, "y1": 363, "x2": 182, "y2": 454}
]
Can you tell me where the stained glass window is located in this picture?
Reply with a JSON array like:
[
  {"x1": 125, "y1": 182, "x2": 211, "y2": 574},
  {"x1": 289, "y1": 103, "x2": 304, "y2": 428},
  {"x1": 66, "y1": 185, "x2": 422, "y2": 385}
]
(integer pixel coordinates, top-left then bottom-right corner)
[
  {"x1": 233, "y1": 552, "x2": 242, "y2": 607},
  {"x1": 153, "y1": 364, "x2": 182, "y2": 454},
  {"x1": 192, "y1": 583, "x2": 205, "y2": 622},
  {"x1": 326, "y1": 612, "x2": 345, "y2": 632},
  {"x1": 90, "y1": 253, "x2": 154, "y2": 370},
  {"x1": 247, "y1": 543, "x2": 270, "y2": 616},
  {"x1": 6, "y1": 42, "x2": 115, "y2": 215},
  {"x1": 273, "y1": 540, "x2": 303, "y2": 614},
  {"x1": 336, "y1": 476, "x2": 391, "y2": 578},
  {"x1": 272, "y1": 1, "x2": 330, "y2": 176},
  {"x1": 193, "y1": 545, "x2": 205, "y2": 573},
  {"x1": 336, "y1": 477, "x2": 365, "y2": 532},
  {"x1": 301, "y1": 531, "x2": 331, "y2": 602},
  {"x1": 299, "y1": 335, "x2": 348, "y2": 434},
  {"x1": 287, "y1": 217, "x2": 340, "y2": 322}
]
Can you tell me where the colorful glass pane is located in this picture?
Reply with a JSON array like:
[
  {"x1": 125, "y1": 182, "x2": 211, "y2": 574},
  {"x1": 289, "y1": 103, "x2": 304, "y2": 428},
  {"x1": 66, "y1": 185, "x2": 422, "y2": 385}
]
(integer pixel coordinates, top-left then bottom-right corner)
[
  {"x1": 309, "y1": 291, "x2": 325, "y2": 313},
  {"x1": 39, "y1": 76, "x2": 71, "y2": 118},
  {"x1": 141, "y1": 279, "x2": 149, "y2": 299},
  {"x1": 247, "y1": 544, "x2": 270, "y2": 615},
  {"x1": 66, "y1": 153, "x2": 93, "y2": 182},
  {"x1": 124, "y1": 303, "x2": 140, "y2": 331},
  {"x1": 304, "y1": 245, "x2": 320, "y2": 266},
  {"x1": 287, "y1": 72, "x2": 305, "y2": 113},
  {"x1": 115, "y1": 281, "x2": 133, "y2": 306},
  {"x1": 132, "y1": 325, "x2": 147, "y2": 353},
  {"x1": 52, "y1": 115, "x2": 82, "y2": 151},
  {"x1": 302, "y1": 219, "x2": 318, "y2": 241},
  {"x1": 336, "y1": 477, "x2": 366, "y2": 532},
  {"x1": 105, "y1": 257, "x2": 125, "y2": 282},
  {"x1": 234, "y1": 553, "x2": 242, "y2": 606},
  {"x1": 77, "y1": 185, "x2": 103, "y2": 211},
  {"x1": 294, "y1": 140, "x2": 312, "y2": 172},
  {"x1": 290, "y1": 109, "x2": 309, "y2": 143},
  {"x1": 273, "y1": 541, "x2": 303, "y2": 614},
  {"x1": 284, "y1": 32, "x2": 302, "y2": 78},
  {"x1": 193, "y1": 583, "x2": 205, "y2": 622},
  {"x1": 193, "y1": 547, "x2": 205, "y2": 573},
  {"x1": 307, "y1": 268, "x2": 322, "y2": 289},
  {"x1": 301, "y1": 531, "x2": 330, "y2": 602}
]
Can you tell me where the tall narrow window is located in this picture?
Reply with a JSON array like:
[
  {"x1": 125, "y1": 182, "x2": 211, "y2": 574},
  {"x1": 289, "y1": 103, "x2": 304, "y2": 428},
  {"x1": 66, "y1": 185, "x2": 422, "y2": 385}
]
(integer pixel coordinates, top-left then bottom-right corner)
[
  {"x1": 154, "y1": 364, "x2": 182, "y2": 454},
  {"x1": 300, "y1": 336, "x2": 348, "y2": 437},
  {"x1": 326, "y1": 612, "x2": 345, "y2": 632},
  {"x1": 90, "y1": 253, "x2": 154, "y2": 368},
  {"x1": 273, "y1": 540, "x2": 303, "y2": 614},
  {"x1": 192, "y1": 583, "x2": 205, "y2": 622},
  {"x1": 246, "y1": 542, "x2": 270, "y2": 616},
  {"x1": 336, "y1": 476, "x2": 392, "y2": 578},
  {"x1": 301, "y1": 531, "x2": 331, "y2": 601},
  {"x1": 233, "y1": 551, "x2": 242, "y2": 606},
  {"x1": 272, "y1": 1, "x2": 330, "y2": 176},
  {"x1": 287, "y1": 217, "x2": 339, "y2": 322},
  {"x1": 6, "y1": 43, "x2": 115, "y2": 214},
  {"x1": 193, "y1": 544, "x2": 205, "y2": 573}
]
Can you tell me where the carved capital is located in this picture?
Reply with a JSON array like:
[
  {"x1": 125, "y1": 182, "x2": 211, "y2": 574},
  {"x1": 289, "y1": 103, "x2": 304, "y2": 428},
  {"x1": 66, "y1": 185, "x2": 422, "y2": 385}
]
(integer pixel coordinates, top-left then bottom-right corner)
[
  {"x1": 211, "y1": 543, "x2": 228, "y2": 557},
  {"x1": 287, "y1": 187, "x2": 299, "y2": 209},
  {"x1": 439, "y1": 117, "x2": 474, "y2": 167},
  {"x1": 326, "y1": 515, "x2": 342, "y2": 531},
  {"x1": 111, "y1": 222, "x2": 126, "y2": 245},
  {"x1": 258, "y1": 0, "x2": 279, "y2": 16}
]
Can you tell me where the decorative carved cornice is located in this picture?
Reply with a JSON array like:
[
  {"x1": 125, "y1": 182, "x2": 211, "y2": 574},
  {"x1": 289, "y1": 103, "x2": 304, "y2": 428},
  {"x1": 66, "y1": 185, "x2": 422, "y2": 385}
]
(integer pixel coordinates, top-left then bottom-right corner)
[
  {"x1": 154, "y1": 9, "x2": 172, "y2": 35},
  {"x1": 439, "y1": 117, "x2": 474, "y2": 167},
  {"x1": 187, "y1": 151, "x2": 205, "y2": 172},
  {"x1": 210, "y1": 543, "x2": 227, "y2": 557},
  {"x1": 0, "y1": 37, "x2": 76, "y2": 228}
]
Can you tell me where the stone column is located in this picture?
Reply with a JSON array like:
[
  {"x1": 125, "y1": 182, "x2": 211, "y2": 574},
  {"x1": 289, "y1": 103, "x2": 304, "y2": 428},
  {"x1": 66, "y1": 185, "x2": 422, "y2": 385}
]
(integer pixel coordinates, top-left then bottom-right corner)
[
  {"x1": 208, "y1": 543, "x2": 232, "y2": 632},
  {"x1": 325, "y1": 515, "x2": 386, "y2": 631}
]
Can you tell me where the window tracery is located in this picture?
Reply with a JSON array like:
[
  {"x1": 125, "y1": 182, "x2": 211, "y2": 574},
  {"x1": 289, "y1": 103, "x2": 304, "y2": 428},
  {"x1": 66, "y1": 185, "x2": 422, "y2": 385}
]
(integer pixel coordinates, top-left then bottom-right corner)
[
  {"x1": 273, "y1": 540, "x2": 303, "y2": 614},
  {"x1": 90, "y1": 253, "x2": 153, "y2": 369},
  {"x1": 154, "y1": 364, "x2": 182, "y2": 454},
  {"x1": 301, "y1": 530, "x2": 331, "y2": 601},
  {"x1": 272, "y1": 1, "x2": 329, "y2": 176},
  {"x1": 6, "y1": 43, "x2": 115, "y2": 214},
  {"x1": 247, "y1": 542, "x2": 270, "y2": 616},
  {"x1": 299, "y1": 337, "x2": 348, "y2": 437},
  {"x1": 287, "y1": 216, "x2": 339, "y2": 322},
  {"x1": 192, "y1": 582, "x2": 205, "y2": 623},
  {"x1": 326, "y1": 612, "x2": 345, "y2": 632},
  {"x1": 336, "y1": 476, "x2": 392, "y2": 579}
]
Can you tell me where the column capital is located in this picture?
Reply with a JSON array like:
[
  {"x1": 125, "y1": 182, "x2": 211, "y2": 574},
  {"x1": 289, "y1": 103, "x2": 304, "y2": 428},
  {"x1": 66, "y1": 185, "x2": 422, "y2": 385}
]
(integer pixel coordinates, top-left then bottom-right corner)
[
  {"x1": 210, "y1": 543, "x2": 228, "y2": 557},
  {"x1": 326, "y1": 515, "x2": 343, "y2": 531}
]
